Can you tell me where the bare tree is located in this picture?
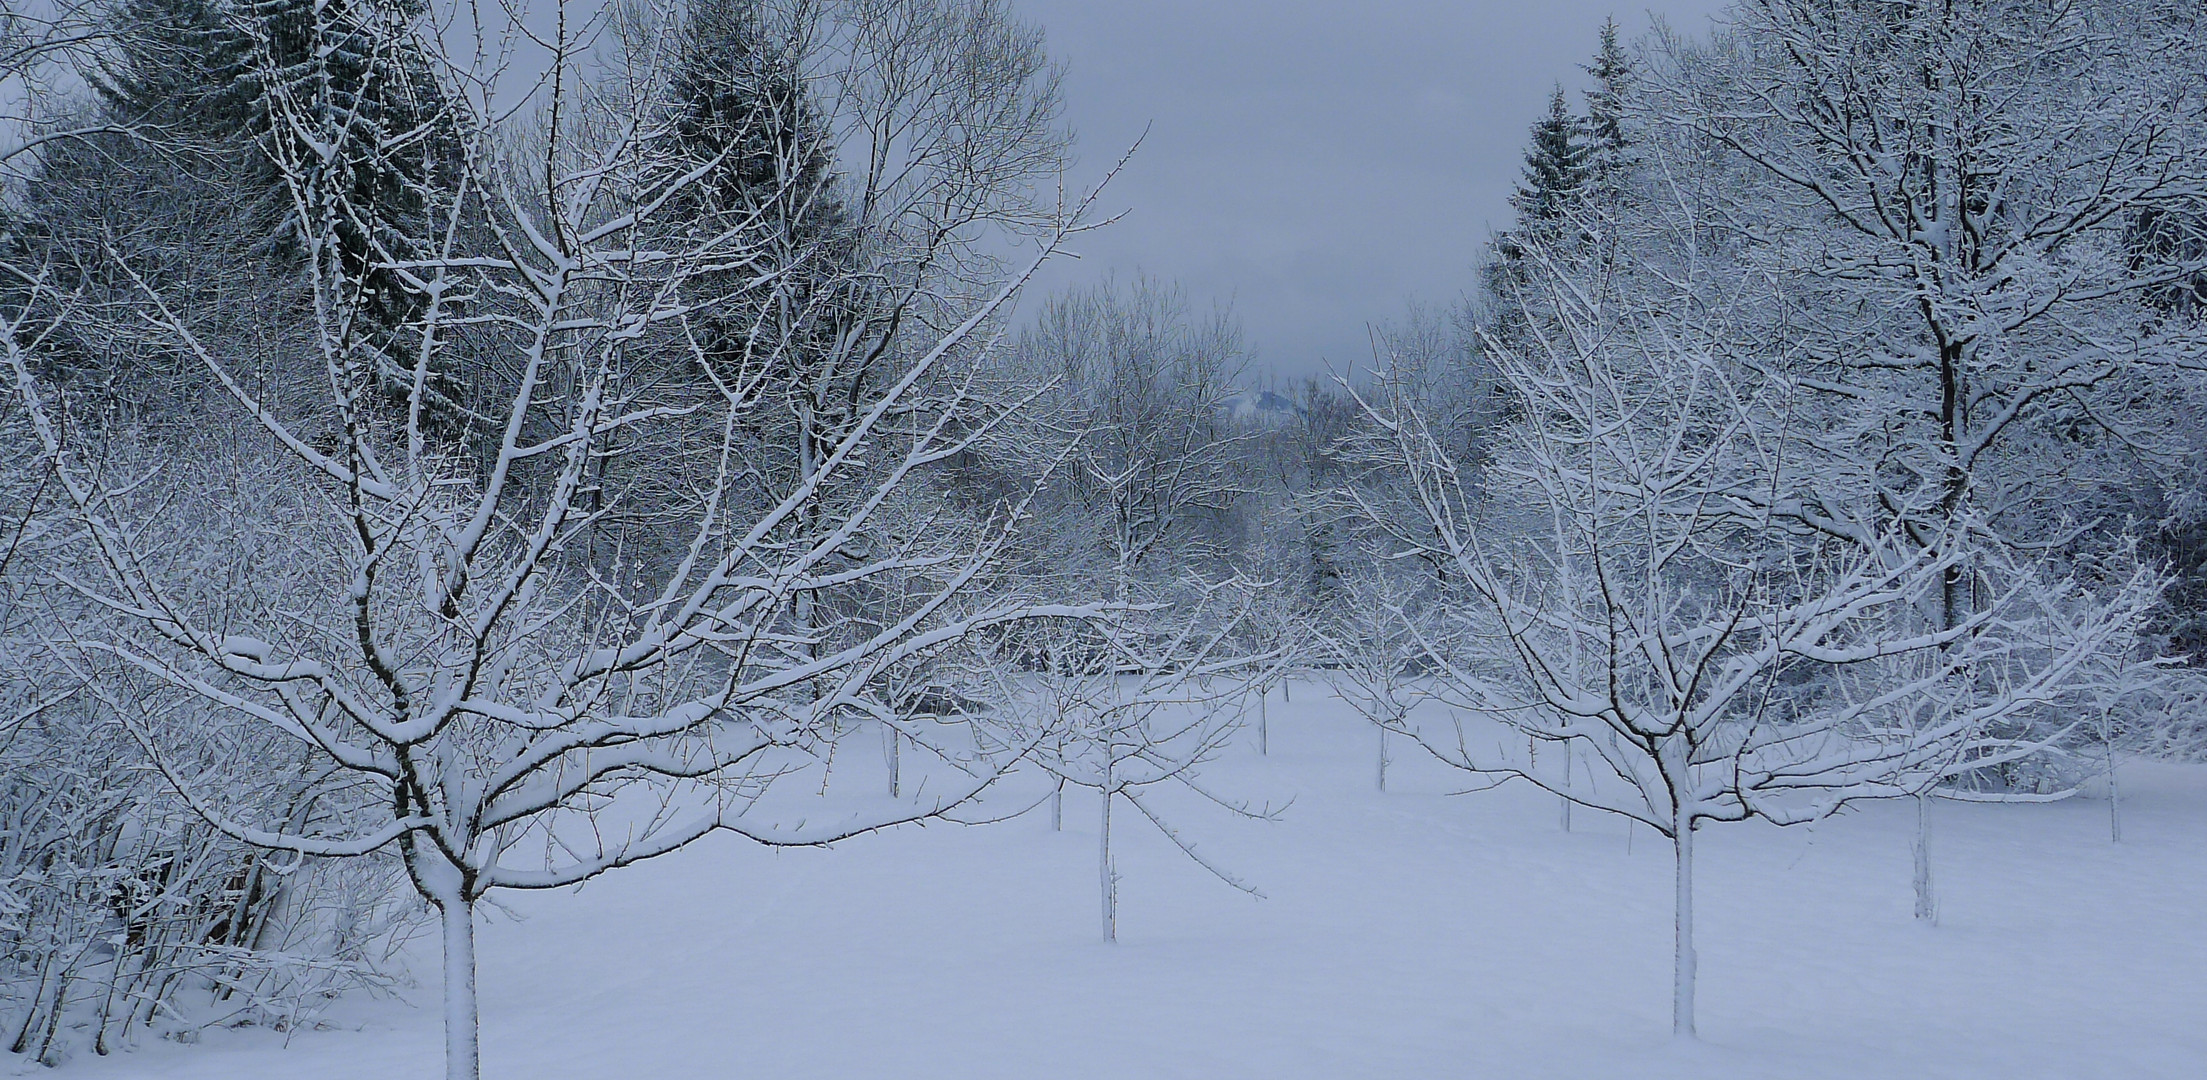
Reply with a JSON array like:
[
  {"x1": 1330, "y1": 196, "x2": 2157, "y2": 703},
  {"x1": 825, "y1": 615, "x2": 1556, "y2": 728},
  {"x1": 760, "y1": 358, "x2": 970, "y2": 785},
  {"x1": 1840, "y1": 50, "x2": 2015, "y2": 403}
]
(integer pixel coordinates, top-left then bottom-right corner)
[
  {"x1": 0, "y1": 0, "x2": 132, "y2": 180},
  {"x1": 1638, "y1": 0, "x2": 2207, "y2": 917},
  {"x1": 639, "y1": 0, "x2": 1070, "y2": 644},
  {"x1": 984, "y1": 581, "x2": 1284, "y2": 943},
  {"x1": 1020, "y1": 275, "x2": 1255, "y2": 604},
  {"x1": 0, "y1": 1, "x2": 1122, "y2": 1075},
  {"x1": 0, "y1": 389, "x2": 434, "y2": 1064},
  {"x1": 2063, "y1": 612, "x2": 2177, "y2": 846},
  {"x1": 1322, "y1": 568, "x2": 1431, "y2": 794},
  {"x1": 1651, "y1": 1, "x2": 2207, "y2": 588},
  {"x1": 1347, "y1": 216, "x2": 2155, "y2": 1039}
]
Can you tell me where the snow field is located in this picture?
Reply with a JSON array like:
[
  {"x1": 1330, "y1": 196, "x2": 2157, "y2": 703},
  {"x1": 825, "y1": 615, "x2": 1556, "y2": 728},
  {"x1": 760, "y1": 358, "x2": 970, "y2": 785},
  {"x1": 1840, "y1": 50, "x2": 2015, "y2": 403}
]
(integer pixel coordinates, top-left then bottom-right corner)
[{"x1": 54, "y1": 682, "x2": 2207, "y2": 1079}]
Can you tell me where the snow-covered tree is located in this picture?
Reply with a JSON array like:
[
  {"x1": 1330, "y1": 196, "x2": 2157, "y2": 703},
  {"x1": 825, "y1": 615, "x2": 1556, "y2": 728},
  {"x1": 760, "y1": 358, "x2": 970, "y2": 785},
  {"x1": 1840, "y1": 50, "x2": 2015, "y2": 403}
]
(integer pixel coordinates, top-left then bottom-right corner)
[
  {"x1": 630, "y1": 0, "x2": 1069, "y2": 658},
  {"x1": 1346, "y1": 194, "x2": 2155, "y2": 1037},
  {"x1": 1630, "y1": 0, "x2": 2207, "y2": 916},
  {"x1": 0, "y1": 343, "x2": 422, "y2": 1064},
  {"x1": 983, "y1": 581, "x2": 1285, "y2": 943},
  {"x1": 1580, "y1": 17, "x2": 1632, "y2": 175},
  {"x1": 1018, "y1": 276, "x2": 1255, "y2": 604},
  {"x1": 0, "y1": 0, "x2": 129, "y2": 177},
  {"x1": 0, "y1": 1, "x2": 1117, "y2": 1075},
  {"x1": 1648, "y1": 0, "x2": 2207, "y2": 639},
  {"x1": 1511, "y1": 86, "x2": 1588, "y2": 229},
  {"x1": 1322, "y1": 567, "x2": 1432, "y2": 794},
  {"x1": 106, "y1": 0, "x2": 455, "y2": 355}
]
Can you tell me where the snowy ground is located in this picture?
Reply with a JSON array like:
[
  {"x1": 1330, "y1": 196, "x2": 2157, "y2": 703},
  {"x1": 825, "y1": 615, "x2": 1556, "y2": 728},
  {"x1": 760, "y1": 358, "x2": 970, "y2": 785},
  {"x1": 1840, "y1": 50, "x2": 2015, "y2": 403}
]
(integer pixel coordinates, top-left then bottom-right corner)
[{"x1": 43, "y1": 681, "x2": 2207, "y2": 1079}]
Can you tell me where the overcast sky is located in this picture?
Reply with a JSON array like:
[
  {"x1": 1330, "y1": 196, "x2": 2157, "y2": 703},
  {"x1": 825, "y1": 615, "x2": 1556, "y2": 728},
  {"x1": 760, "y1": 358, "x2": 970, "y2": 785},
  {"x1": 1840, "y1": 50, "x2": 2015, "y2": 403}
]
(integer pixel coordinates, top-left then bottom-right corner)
[{"x1": 1010, "y1": 1, "x2": 1727, "y2": 378}]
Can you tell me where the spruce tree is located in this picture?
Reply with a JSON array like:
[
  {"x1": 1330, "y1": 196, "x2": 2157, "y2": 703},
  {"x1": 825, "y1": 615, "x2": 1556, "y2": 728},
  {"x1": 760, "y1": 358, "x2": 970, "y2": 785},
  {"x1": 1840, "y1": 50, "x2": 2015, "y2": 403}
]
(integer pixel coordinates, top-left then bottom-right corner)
[
  {"x1": 665, "y1": 0, "x2": 896, "y2": 452},
  {"x1": 669, "y1": 2, "x2": 845, "y2": 237},
  {"x1": 1509, "y1": 85, "x2": 1588, "y2": 228},
  {"x1": 3, "y1": 0, "x2": 286, "y2": 403},
  {"x1": 661, "y1": 0, "x2": 877, "y2": 644},
  {"x1": 1581, "y1": 17, "x2": 1633, "y2": 175},
  {"x1": 97, "y1": 0, "x2": 260, "y2": 137},
  {"x1": 256, "y1": 0, "x2": 455, "y2": 357},
  {"x1": 94, "y1": 0, "x2": 456, "y2": 360},
  {"x1": 1485, "y1": 85, "x2": 1588, "y2": 357},
  {"x1": 1486, "y1": 24, "x2": 1636, "y2": 354}
]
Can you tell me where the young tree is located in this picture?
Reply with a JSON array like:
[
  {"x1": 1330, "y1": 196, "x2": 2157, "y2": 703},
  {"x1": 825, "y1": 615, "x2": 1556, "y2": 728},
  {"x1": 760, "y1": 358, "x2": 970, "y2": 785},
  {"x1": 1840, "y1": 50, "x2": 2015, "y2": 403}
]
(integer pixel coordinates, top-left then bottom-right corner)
[
  {"x1": 1640, "y1": 0, "x2": 2207, "y2": 915},
  {"x1": 1, "y1": 1, "x2": 1115, "y2": 1076},
  {"x1": 0, "y1": 354, "x2": 427, "y2": 1064},
  {"x1": 984, "y1": 582, "x2": 1284, "y2": 943},
  {"x1": 1346, "y1": 203, "x2": 2153, "y2": 1038},
  {"x1": 1322, "y1": 567, "x2": 1431, "y2": 794}
]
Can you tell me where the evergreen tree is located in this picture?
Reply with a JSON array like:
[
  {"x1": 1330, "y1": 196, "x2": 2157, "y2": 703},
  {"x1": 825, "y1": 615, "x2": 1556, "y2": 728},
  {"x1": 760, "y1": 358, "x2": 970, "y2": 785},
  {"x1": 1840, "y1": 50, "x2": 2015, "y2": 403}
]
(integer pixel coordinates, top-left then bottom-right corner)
[
  {"x1": 93, "y1": 0, "x2": 456, "y2": 361},
  {"x1": 1581, "y1": 17, "x2": 1633, "y2": 174},
  {"x1": 254, "y1": 0, "x2": 455, "y2": 358},
  {"x1": 661, "y1": 0, "x2": 881, "y2": 647},
  {"x1": 1, "y1": 0, "x2": 290, "y2": 404},
  {"x1": 1484, "y1": 85, "x2": 1589, "y2": 357},
  {"x1": 97, "y1": 0, "x2": 260, "y2": 138},
  {"x1": 1509, "y1": 85, "x2": 1588, "y2": 228},
  {"x1": 667, "y1": 0, "x2": 857, "y2": 374}
]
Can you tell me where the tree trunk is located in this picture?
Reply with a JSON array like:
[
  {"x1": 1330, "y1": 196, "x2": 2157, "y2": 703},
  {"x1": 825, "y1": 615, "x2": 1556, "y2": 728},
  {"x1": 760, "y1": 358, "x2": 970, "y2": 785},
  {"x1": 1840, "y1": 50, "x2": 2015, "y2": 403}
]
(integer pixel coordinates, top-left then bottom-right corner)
[
  {"x1": 1051, "y1": 778, "x2": 1063, "y2": 832},
  {"x1": 1533, "y1": 736, "x2": 1573, "y2": 828},
  {"x1": 9, "y1": 954, "x2": 50, "y2": 1054},
  {"x1": 885, "y1": 722, "x2": 901, "y2": 800},
  {"x1": 33, "y1": 970, "x2": 69, "y2": 1066},
  {"x1": 92, "y1": 947, "x2": 130, "y2": 1055},
  {"x1": 1673, "y1": 822, "x2": 1697, "y2": 1040},
  {"x1": 1099, "y1": 787, "x2": 1117, "y2": 943},
  {"x1": 441, "y1": 896, "x2": 480, "y2": 1080},
  {"x1": 1912, "y1": 792, "x2": 1937, "y2": 924},
  {"x1": 1375, "y1": 723, "x2": 1389, "y2": 792},
  {"x1": 2106, "y1": 747, "x2": 2123, "y2": 844},
  {"x1": 1257, "y1": 690, "x2": 1268, "y2": 756},
  {"x1": 1559, "y1": 742, "x2": 1573, "y2": 832}
]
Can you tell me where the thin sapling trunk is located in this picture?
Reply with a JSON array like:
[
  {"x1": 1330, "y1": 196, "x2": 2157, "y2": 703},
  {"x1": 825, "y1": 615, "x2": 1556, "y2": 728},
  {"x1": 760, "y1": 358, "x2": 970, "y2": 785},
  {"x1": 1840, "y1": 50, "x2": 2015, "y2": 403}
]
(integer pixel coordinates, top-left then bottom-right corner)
[
  {"x1": 2101, "y1": 704, "x2": 2123, "y2": 844},
  {"x1": 1099, "y1": 783, "x2": 1117, "y2": 943},
  {"x1": 886, "y1": 722, "x2": 902, "y2": 800},
  {"x1": 1913, "y1": 792, "x2": 1937, "y2": 924},
  {"x1": 1673, "y1": 821, "x2": 1696, "y2": 1040},
  {"x1": 1257, "y1": 688, "x2": 1268, "y2": 755}
]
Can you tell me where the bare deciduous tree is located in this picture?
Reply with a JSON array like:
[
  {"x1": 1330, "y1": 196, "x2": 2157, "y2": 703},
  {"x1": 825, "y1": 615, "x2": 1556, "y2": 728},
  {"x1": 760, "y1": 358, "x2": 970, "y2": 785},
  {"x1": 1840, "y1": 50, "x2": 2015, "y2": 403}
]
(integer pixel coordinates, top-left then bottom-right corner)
[
  {"x1": 1350, "y1": 214, "x2": 2156, "y2": 1038},
  {"x1": 1, "y1": 1, "x2": 1121, "y2": 1075},
  {"x1": 1020, "y1": 275, "x2": 1255, "y2": 604},
  {"x1": 983, "y1": 580, "x2": 1284, "y2": 943},
  {"x1": 1641, "y1": 0, "x2": 2207, "y2": 917}
]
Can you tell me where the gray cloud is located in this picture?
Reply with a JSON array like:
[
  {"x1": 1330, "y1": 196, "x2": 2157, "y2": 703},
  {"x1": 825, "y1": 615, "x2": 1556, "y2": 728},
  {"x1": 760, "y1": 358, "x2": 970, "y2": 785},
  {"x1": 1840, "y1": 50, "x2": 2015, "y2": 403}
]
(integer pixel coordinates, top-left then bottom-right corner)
[{"x1": 1013, "y1": 0, "x2": 1727, "y2": 377}]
